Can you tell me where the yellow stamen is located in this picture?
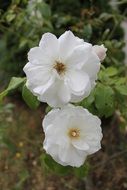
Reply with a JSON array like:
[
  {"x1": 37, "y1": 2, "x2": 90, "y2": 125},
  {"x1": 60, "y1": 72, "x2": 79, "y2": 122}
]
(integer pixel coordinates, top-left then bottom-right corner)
[
  {"x1": 68, "y1": 128, "x2": 80, "y2": 139},
  {"x1": 54, "y1": 61, "x2": 66, "y2": 75}
]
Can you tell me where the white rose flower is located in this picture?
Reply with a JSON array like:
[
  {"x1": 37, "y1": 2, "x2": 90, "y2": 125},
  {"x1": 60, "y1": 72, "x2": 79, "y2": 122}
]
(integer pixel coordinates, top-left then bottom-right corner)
[
  {"x1": 92, "y1": 44, "x2": 107, "y2": 61},
  {"x1": 23, "y1": 31, "x2": 101, "y2": 107},
  {"x1": 43, "y1": 104, "x2": 102, "y2": 167}
]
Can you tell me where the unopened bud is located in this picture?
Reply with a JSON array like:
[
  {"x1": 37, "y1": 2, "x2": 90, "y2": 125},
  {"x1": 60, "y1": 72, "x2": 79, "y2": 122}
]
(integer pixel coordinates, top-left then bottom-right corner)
[{"x1": 93, "y1": 44, "x2": 107, "y2": 61}]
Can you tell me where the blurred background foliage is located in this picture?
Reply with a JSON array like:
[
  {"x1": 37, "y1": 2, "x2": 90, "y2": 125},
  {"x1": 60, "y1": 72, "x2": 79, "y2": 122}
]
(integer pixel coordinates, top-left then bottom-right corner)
[{"x1": 0, "y1": 0, "x2": 127, "y2": 190}]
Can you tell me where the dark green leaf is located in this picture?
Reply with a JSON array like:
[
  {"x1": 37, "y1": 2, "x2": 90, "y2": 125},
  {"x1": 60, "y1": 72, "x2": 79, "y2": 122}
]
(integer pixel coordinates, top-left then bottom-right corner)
[
  {"x1": 22, "y1": 85, "x2": 40, "y2": 109},
  {"x1": 42, "y1": 154, "x2": 70, "y2": 175},
  {"x1": 95, "y1": 84, "x2": 115, "y2": 117},
  {"x1": 73, "y1": 163, "x2": 90, "y2": 178},
  {"x1": 83, "y1": 24, "x2": 92, "y2": 40},
  {"x1": 38, "y1": 2, "x2": 51, "y2": 18}
]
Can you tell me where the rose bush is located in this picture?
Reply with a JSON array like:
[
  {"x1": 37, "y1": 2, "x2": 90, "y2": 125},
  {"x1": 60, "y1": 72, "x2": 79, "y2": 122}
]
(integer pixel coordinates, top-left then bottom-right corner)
[{"x1": 0, "y1": 0, "x2": 127, "y2": 183}]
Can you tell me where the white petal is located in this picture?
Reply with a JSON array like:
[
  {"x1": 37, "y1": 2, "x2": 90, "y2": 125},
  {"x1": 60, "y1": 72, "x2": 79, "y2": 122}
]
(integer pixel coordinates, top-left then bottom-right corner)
[
  {"x1": 58, "y1": 82, "x2": 71, "y2": 104},
  {"x1": 58, "y1": 144, "x2": 87, "y2": 167},
  {"x1": 58, "y1": 31, "x2": 84, "y2": 62},
  {"x1": 44, "y1": 124, "x2": 68, "y2": 144},
  {"x1": 27, "y1": 47, "x2": 52, "y2": 67},
  {"x1": 83, "y1": 51, "x2": 100, "y2": 81},
  {"x1": 43, "y1": 139, "x2": 60, "y2": 162},
  {"x1": 86, "y1": 142, "x2": 101, "y2": 154},
  {"x1": 28, "y1": 47, "x2": 43, "y2": 64},
  {"x1": 66, "y1": 70, "x2": 90, "y2": 94},
  {"x1": 39, "y1": 33, "x2": 59, "y2": 61},
  {"x1": 43, "y1": 108, "x2": 60, "y2": 132},
  {"x1": 42, "y1": 105, "x2": 102, "y2": 167},
  {"x1": 23, "y1": 62, "x2": 51, "y2": 90},
  {"x1": 72, "y1": 140, "x2": 89, "y2": 151},
  {"x1": 66, "y1": 44, "x2": 92, "y2": 69},
  {"x1": 70, "y1": 80, "x2": 91, "y2": 102},
  {"x1": 35, "y1": 75, "x2": 55, "y2": 98},
  {"x1": 39, "y1": 80, "x2": 71, "y2": 107}
]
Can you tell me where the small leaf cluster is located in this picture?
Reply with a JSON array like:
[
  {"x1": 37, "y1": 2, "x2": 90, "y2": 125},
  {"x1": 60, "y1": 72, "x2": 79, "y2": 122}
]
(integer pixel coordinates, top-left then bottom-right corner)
[
  {"x1": 80, "y1": 66, "x2": 127, "y2": 119},
  {"x1": 40, "y1": 154, "x2": 89, "y2": 178},
  {"x1": 0, "y1": 77, "x2": 40, "y2": 110}
]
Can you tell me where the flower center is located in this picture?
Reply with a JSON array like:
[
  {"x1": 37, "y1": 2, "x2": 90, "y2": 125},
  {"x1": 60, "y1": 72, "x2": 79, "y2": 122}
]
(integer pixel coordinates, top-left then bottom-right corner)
[
  {"x1": 68, "y1": 128, "x2": 80, "y2": 139},
  {"x1": 53, "y1": 61, "x2": 66, "y2": 75}
]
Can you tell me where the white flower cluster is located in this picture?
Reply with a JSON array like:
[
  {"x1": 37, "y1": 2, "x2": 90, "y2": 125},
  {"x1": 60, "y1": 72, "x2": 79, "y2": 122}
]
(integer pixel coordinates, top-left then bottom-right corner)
[{"x1": 23, "y1": 31, "x2": 107, "y2": 167}]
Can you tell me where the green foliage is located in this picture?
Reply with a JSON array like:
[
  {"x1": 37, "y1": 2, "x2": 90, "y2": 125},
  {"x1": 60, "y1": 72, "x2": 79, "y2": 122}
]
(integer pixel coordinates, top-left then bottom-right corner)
[
  {"x1": 0, "y1": 103, "x2": 14, "y2": 145},
  {"x1": 73, "y1": 162, "x2": 90, "y2": 178},
  {"x1": 80, "y1": 65, "x2": 127, "y2": 118},
  {"x1": 40, "y1": 154, "x2": 71, "y2": 176},
  {"x1": 22, "y1": 84, "x2": 40, "y2": 109},
  {"x1": 40, "y1": 154, "x2": 90, "y2": 178},
  {"x1": 0, "y1": 0, "x2": 53, "y2": 78},
  {"x1": 95, "y1": 84, "x2": 115, "y2": 117},
  {"x1": 0, "y1": 77, "x2": 25, "y2": 102},
  {"x1": 0, "y1": 0, "x2": 125, "y2": 78},
  {"x1": 115, "y1": 85, "x2": 127, "y2": 95}
]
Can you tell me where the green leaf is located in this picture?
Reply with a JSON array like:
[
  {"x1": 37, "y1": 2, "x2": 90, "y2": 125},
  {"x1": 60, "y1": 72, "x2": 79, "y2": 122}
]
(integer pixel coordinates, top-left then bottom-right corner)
[
  {"x1": 38, "y1": 2, "x2": 51, "y2": 18},
  {"x1": 115, "y1": 77, "x2": 126, "y2": 85},
  {"x1": 115, "y1": 85, "x2": 127, "y2": 95},
  {"x1": 41, "y1": 154, "x2": 70, "y2": 175},
  {"x1": 80, "y1": 90, "x2": 96, "y2": 114},
  {"x1": 45, "y1": 106, "x2": 52, "y2": 113},
  {"x1": 95, "y1": 84, "x2": 115, "y2": 117},
  {"x1": 81, "y1": 90, "x2": 95, "y2": 107},
  {"x1": 43, "y1": 155, "x2": 55, "y2": 170},
  {"x1": 100, "y1": 13, "x2": 113, "y2": 21},
  {"x1": 22, "y1": 85, "x2": 40, "y2": 109},
  {"x1": 0, "y1": 77, "x2": 26, "y2": 102},
  {"x1": 6, "y1": 13, "x2": 16, "y2": 22},
  {"x1": 73, "y1": 163, "x2": 90, "y2": 178},
  {"x1": 83, "y1": 24, "x2": 92, "y2": 40},
  {"x1": 98, "y1": 67, "x2": 118, "y2": 84},
  {"x1": 105, "y1": 67, "x2": 118, "y2": 76}
]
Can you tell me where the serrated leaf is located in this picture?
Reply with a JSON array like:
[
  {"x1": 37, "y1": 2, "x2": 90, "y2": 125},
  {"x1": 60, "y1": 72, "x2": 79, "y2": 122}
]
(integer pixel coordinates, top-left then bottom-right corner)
[
  {"x1": 95, "y1": 84, "x2": 115, "y2": 117},
  {"x1": 22, "y1": 85, "x2": 40, "y2": 109},
  {"x1": 0, "y1": 77, "x2": 26, "y2": 102}
]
